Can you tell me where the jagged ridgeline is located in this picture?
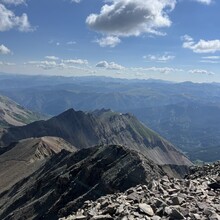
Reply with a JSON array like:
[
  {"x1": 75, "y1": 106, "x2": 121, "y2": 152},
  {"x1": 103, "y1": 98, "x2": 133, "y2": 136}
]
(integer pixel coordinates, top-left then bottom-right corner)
[
  {"x1": 0, "y1": 108, "x2": 191, "y2": 166},
  {"x1": 0, "y1": 108, "x2": 193, "y2": 220}
]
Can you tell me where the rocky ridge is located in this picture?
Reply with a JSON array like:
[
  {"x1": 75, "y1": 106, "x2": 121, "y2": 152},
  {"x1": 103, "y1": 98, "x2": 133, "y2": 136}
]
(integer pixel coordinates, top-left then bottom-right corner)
[
  {"x1": 0, "y1": 144, "x2": 165, "y2": 220},
  {"x1": 0, "y1": 108, "x2": 192, "y2": 167},
  {"x1": 0, "y1": 136, "x2": 76, "y2": 193},
  {"x1": 61, "y1": 161, "x2": 220, "y2": 220}
]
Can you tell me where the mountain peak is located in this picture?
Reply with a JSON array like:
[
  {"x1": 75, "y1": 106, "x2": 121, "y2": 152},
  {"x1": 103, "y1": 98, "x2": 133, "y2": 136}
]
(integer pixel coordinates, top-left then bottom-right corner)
[{"x1": 0, "y1": 108, "x2": 192, "y2": 167}]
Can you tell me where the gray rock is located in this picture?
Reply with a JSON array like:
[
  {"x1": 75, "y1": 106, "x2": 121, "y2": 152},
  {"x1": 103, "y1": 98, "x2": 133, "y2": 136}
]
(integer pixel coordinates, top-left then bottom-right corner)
[
  {"x1": 91, "y1": 214, "x2": 113, "y2": 220},
  {"x1": 170, "y1": 208, "x2": 185, "y2": 219},
  {"x1": 138, "y1": 203, "x2": 154, "y2": 216}
]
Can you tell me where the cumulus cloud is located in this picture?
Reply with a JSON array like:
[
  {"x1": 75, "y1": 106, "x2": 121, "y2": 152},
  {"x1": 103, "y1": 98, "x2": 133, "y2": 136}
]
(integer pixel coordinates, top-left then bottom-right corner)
[
  {"x1": 0, "y1": 0, "x2": 26, "y2": 5},
  {"x1": 96, "y1": 36, "x2": 121, "y2": 47},
  {"x1": 0, "y1": 3, "x2": 33, "y2": 32},
  {"x1": 182, "y1": 35, "x2": 220, "y2": 53},
  {"x1": 45, "y1": 56, "x2": 59, "y2": 60},
  {"x1": 26, "y1": 61, "x2": 58, "y2": 70},
  {"x1": 189, "y1": 69, "x2": 215, "y2": 75},
  {"x1": 96, "y1": 61, "x2": 125, "y2": 70},
  {"x1": 143, "y1": 54, "x2": 175, "y2": 62},
  {"x1": 0, "y1": 44, "x2": 11, "y2": 54},
  {"x1": 62, "y1": 59, "x2": 88, "y2": 65},
  {"x1": 194, "y1": 0, "x2": 213, "y2": 5},
  {"x1": 86, "y1": 0, "x2": 176, "y2": 46}
]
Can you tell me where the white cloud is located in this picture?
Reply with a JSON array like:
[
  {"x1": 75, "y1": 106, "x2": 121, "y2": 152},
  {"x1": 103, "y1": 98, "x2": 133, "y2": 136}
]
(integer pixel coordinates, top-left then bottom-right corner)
[
  {"x1": 0, "y1": 0, "x2": 26, "y2": 5},
  {"x1": 70, "y1": 0, "x2": 81, "y2": 3},
  {"x1": 194, "y1": 0, "x2": 213, "y2": 5},
  {"x1": 189, "y1": 69, "x2": 215, "y2": 75},
  {"x1": 202, "y1": 56, "x2": 220, "y2": 60},
  {"x1": 67, "y1": 41, "x2": 76, "y2": 45},
  {"x1": 26, "y1": 61, "x2": 58, "y2": 70},
  {"x1": 182, "y1": 35, "x2": 220, "y2": 53},
  {"x1": 96, "y1": 36, "x2": 121, "y2": 47},
  {"x1": 200, "y1": 56, "x2": 220, "y2": 63},
  {"x1": 86, "y1": 0, "x2": 176, "y2": 46},
  {"x1": 62, "y1": 59, "x2": 88, "y2": 65},
  {"x1": 96, "y1": 60, "x2": 125, "y2": 70},
  {"x1": 45, "y1": 56, "x2": 59, "y2": 60},
  {"x1": 136, "y1": 66, "x2": 183, "y2": 74},
  {"x1": 0, "y1": 44, "x2": 11, "y2": 54},
  {"x1": 26, "y1": 58, "x2": 89, "y2": 70},
  {"x1": 0, "y1": 3, "x2": 33, "y2": 32},
  {"x1": 143, "y1": 54, "x2": 175, "y2": 62},
  {"x1": 0, "y1": 61, "x2": 15, "y2": 65}
]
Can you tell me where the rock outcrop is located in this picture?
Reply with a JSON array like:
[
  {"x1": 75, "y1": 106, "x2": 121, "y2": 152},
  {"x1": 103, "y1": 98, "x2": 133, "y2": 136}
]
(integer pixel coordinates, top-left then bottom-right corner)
[
  {"x1": 0, "y1": 145, "x2": 165, "y2": 220},
  {"x1": 61, "y1": 161, "x2": 220, "y2": 220}
]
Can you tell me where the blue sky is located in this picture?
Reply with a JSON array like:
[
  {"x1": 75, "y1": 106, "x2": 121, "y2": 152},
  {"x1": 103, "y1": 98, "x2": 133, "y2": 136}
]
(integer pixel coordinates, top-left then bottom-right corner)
[{"x1": 0, "y1": 0, "x2": 220, "y2": 82}]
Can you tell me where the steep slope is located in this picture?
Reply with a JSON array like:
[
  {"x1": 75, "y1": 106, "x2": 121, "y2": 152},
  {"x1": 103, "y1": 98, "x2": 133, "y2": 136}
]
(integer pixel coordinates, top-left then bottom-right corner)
[
  {"x1": 62, "y1": 162, "x2": 220, "y2": 220},
  {"x1": 0, "y1": 95, "x2": 43, "y2": 128},
  {"x1": 0, "y1": 108, "x2": 192, "y2": 166},
  {"x1": 0, "y1": 136, "x2": 76, "y2": 193},
  {"x1": 0, "y1": 144, "x2": 165, "y2": 220}
]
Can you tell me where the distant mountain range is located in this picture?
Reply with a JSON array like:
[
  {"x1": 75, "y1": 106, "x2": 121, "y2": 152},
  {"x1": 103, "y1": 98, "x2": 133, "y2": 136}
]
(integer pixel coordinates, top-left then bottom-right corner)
[{"x1": 0, "y1": 74, "x2": 220, "y2": 162}]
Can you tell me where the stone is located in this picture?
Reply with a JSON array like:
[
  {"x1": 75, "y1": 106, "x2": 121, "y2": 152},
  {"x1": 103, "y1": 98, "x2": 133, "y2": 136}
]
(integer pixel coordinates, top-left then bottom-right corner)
[
  {"x1": 91, "y1": 214, "x2": 113, "y2": 220},
  {"x1": 171, "y1": 196, "x2": 184, "y2": 205},
  {"x1": 209, "y1": 213, "x2": 220, "y2": 220},
  {"x1": 170, "y1": 208, "x2": 185, "y2": 219},
  {"x1": 151, "y1": 215, "x2": 161, "y2": 220},
  {"x1": 138, "y1": 203, "x2": 154, "y2": 216}
]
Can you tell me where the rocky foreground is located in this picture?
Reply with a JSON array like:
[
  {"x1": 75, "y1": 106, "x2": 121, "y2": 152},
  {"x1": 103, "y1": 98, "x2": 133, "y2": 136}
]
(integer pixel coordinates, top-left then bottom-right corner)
[{"x1": 61, "y1": 162, "x2": 220, "y2": 220}]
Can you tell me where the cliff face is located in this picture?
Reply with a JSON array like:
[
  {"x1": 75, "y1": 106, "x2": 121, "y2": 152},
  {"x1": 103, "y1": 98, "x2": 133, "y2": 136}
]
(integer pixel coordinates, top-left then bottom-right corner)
[
  {"x1": 0, "y1": 145, "x2": 165, "y2": 220},
  {"x1": 0, "y1": 108, "x2": 192, "y2": 166}
]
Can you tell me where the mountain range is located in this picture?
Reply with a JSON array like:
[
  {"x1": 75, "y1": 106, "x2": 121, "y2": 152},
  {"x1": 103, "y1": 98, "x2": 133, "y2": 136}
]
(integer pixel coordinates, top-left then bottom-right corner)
[
  {"x1": 0, "y1": 106, "x2": 192, "y2": 219},
  {"x1": 0, "y1": 108, "x2": 191, "y2": 167},
  {"x1": 0, "y1": 74, "x2": 219, "y2": 162}
]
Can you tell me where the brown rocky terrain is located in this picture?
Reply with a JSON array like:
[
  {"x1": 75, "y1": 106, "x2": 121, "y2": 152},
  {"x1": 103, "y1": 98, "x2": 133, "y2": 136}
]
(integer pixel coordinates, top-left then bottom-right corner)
[
  {"x1": 0, "y1": 95, "x2": 42, "y2": 128},
  {"x1": 0, "y1": 108, "x2": 192, "y2": 167},
  {"x1": 0, "y1": 136, "x2": 76, "y2": 193},
  {"x1": 0, "y1": 144, "x2": 166, "y2": 220},
  {"x1": 61, "y1": 161, "x2": 220, "y2": 220}
]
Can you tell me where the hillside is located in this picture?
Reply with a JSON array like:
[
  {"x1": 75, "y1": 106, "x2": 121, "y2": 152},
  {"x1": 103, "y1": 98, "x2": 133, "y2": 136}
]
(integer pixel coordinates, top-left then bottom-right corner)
[
  {"x1": 0, "y1": 136, "x2": 76, "y2": 193},
  {"x1": 0, "y1": 108, "x2": 192, "y2": 166},
  {"x1": 0, "y1": 144, "x2": 166, "y2": 220},
  {"x1": 0, "y1": 95, "x2": 43, "y2": 128}
]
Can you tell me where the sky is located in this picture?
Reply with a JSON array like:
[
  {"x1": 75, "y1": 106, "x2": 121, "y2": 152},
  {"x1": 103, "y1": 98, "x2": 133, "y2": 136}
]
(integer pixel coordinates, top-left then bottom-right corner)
[{"x1": 0, "y1": 0, "x2": 220, "y2": 82}]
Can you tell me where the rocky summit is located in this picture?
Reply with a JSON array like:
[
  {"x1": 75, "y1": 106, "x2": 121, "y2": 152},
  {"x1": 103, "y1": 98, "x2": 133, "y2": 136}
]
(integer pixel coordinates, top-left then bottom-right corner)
[{"x1": 61, "y1": 161, "x2": 220, "y2": 220}]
